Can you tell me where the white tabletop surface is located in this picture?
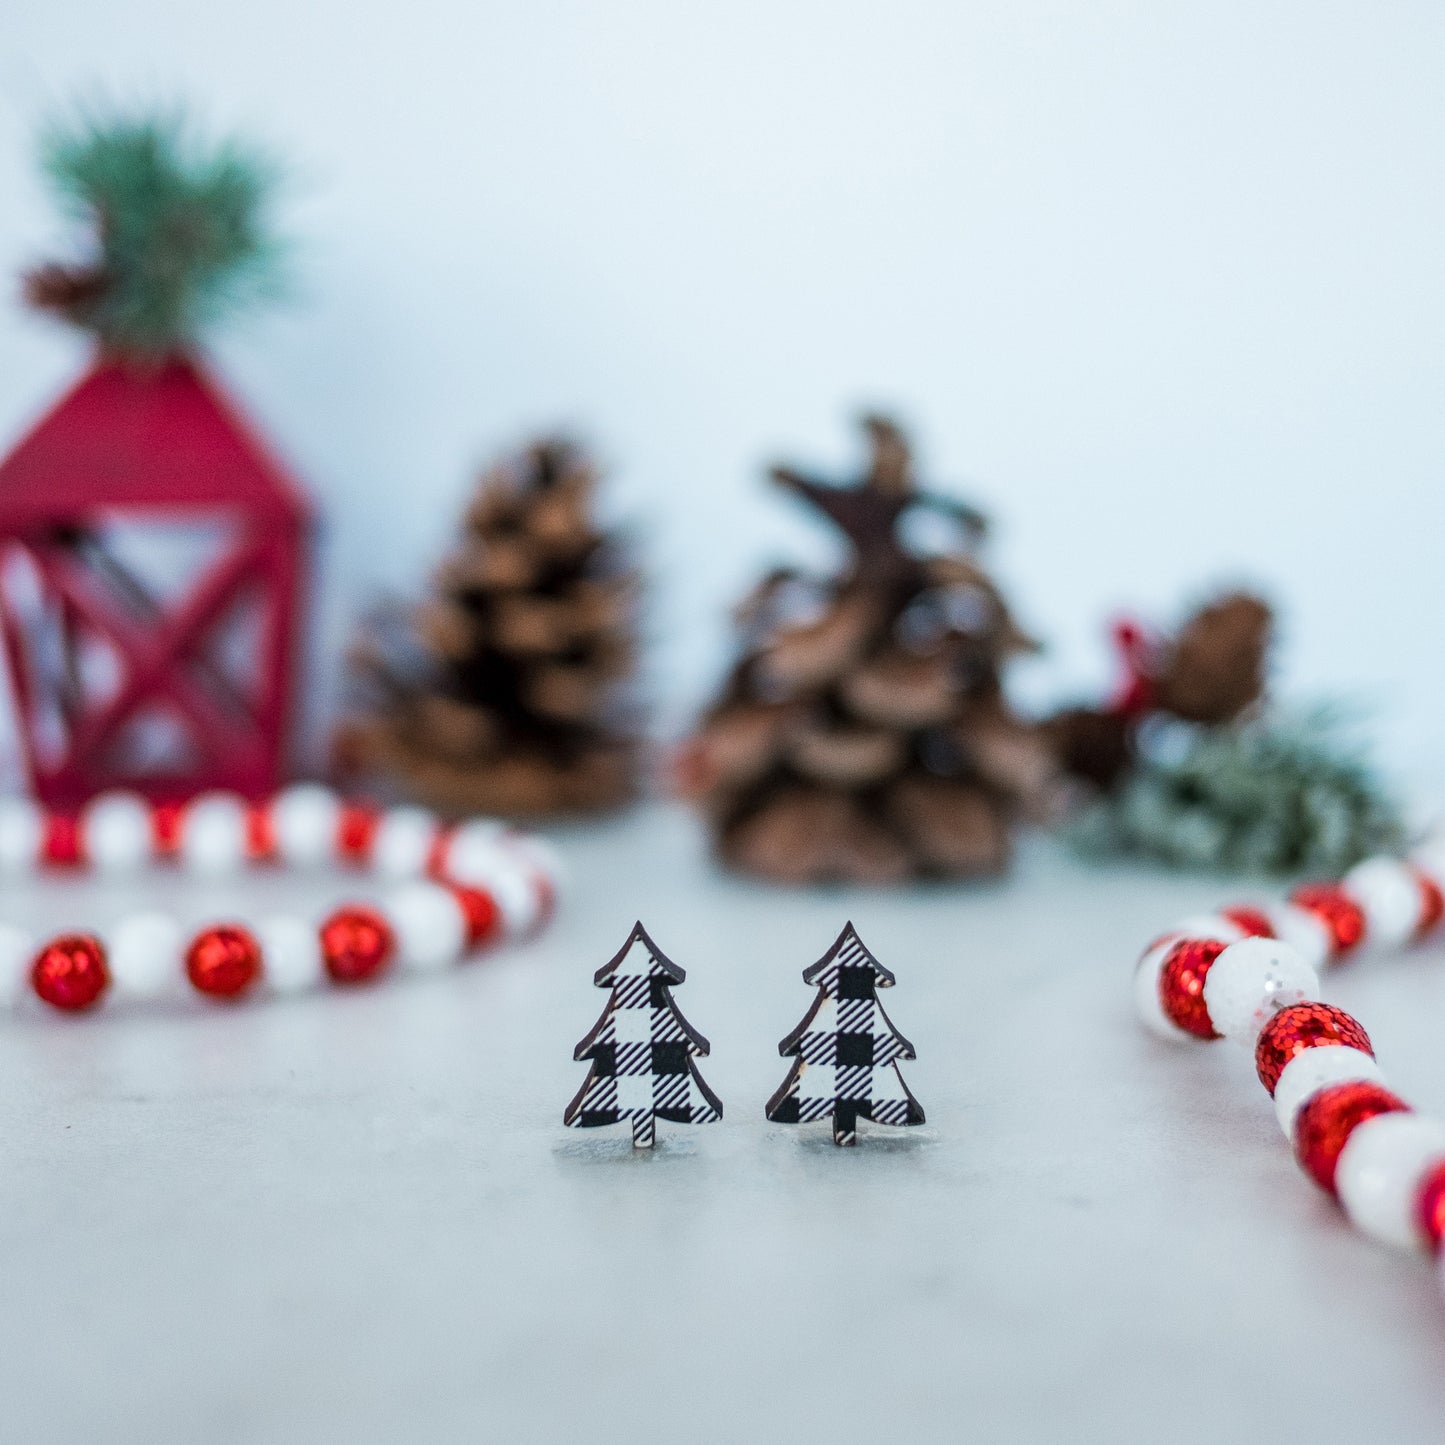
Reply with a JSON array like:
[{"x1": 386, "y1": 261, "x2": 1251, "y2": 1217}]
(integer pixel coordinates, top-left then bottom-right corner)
[{"x1": 3, "y1": 801, "x2": 1445, "y2": 1444}]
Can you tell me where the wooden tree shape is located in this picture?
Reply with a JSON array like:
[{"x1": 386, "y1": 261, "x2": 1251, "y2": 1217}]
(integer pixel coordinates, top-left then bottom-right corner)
[
  {"x1": 564, "y1": 922, "x2": 723, "y2": 1149},
  {"x1": 765, "y1": 922, "x2": 925, "y2": 1146},
  {"x1": 769, "y1": 414, "x2": 987, "y2": 586}
]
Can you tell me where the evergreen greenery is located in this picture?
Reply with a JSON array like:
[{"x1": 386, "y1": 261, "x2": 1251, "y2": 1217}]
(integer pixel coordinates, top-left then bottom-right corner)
[
  {"x1": 29, "y1": 107, "x2": 283, "y2": 357},
  {"x1": 1068, "y1": 706, "x2": 1405, "y2": 876}
]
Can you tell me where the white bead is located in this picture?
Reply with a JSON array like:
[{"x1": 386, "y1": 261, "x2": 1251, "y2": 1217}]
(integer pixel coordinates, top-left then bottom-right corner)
[
  {"x1": 1134, "y1": 938, "x2": 1191, "y2": 1041},
  {"x1": 256, "y1": 915, "x2": 325, "y2": 993},
  {"x1": 386, "y1": 881, "x2": 466, "y2": 971},
  {"x1": 0, "y1": 923, "x2": 36, "y2": 1006},
  {"x1": 503, "y1": 832, "x2": 566, "y2": 893},
  {"x1": 82, "y1": 791, "x2": 154, "y2": 873},
  {"x1": 1274, "y1": 1045, "x2": 1384, "y2": 1139},
  {"x1": 439, "y1": 827, "x2": 539, "y2": 935},
  {"x1": 1201, "y1": 937, "x2": 1320, "y2": 1044},
  {"x1": 371, "y1": 807, "x2": 439, "y2": 878},
  {"x1": 1342, "y1": 858, "x2": 1423, "y2": 949},
  {"x1": 489, "y1": 860, "x2": 542, "y2": 938},
  {"x1": 106, "y1": 912, "x2": 184, "y2": 999},
  {"x1": 442, "y1": 818, "x2": 507, "y2": 882},
  {"x1": 1166, "y1": 913, "x2": 1247, "y2": 944},
  {"x1": 1265, "y1": 902, "x2": 1334, "y2": 972},
  {"x1": 0, "y1": 796, "x2": 41, "y2": 873},
  {"x1": 179, "y1": 792, "x2": 250, "y2": 875},
  {"x1": 270, "y1": 784, "x2": 341, "y2": 868},
  {"x1": 1337, "y1": 1112, "x2": 1445, "y2": 1250}
]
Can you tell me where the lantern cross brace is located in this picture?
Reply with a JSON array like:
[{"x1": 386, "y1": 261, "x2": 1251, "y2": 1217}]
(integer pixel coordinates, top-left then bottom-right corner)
[
  {"x1": 0, "y1": 356, "x2": 311, "y2": 809},
  {"x1": 4, "y1": 526, "x2": 283, "y2": 789}
]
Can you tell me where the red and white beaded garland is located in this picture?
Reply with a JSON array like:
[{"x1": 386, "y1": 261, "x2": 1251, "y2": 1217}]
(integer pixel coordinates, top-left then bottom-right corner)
[
  {"x1": 0, "y1": 784, "x2": 560, "y2": 1013},
  {"x1": 1135, "y1": 849, "x2": 1445, "y2": 1270}
]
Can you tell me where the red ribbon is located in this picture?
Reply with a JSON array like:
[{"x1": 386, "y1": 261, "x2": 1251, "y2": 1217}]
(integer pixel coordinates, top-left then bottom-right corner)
[{"x1": 1109, "y1": 617, "x2": 1157, "y2": 718}]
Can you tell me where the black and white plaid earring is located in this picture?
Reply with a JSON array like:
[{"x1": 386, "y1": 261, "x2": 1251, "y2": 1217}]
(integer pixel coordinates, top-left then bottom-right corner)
[
  {"x1": 563, "y1": 921, "x2": 723, "y2": 1149},
  {"x1": 765, "y1": 922, "x2": 925, "y2": 1146}
]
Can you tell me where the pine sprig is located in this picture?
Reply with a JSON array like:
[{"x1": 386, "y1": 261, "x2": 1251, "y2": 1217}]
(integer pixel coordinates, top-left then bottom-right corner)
[
  {"x1": 24, "y1": 107, "x2": 284, "y2": 358},
  {"x1": 1068, "y1": 705, "x2": 1405, "y2": 876}
]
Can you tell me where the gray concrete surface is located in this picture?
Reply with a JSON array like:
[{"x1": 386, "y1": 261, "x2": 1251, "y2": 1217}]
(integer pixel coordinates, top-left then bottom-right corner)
[{"x1": 3, "y1": 803, "x2": 1444, "y2": 1443}]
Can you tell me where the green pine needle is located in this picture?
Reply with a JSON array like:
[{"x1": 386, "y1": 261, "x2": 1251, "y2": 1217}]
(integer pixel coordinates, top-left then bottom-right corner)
[
  {"x1": 1068, "y1": 705, "x2": 1405, "y2": 877},
  {"x1": 33, "y1": 105, "x2": 284, "y2": 357}
]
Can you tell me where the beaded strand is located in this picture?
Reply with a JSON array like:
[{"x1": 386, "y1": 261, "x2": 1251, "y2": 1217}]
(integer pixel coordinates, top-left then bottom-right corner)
[
  {"x1": 1135, "y1": 852, "x2": 1445, "y2": 1259},
  {"x1": 0, "y1": 785, "x2": 559, "y2": 1012}
]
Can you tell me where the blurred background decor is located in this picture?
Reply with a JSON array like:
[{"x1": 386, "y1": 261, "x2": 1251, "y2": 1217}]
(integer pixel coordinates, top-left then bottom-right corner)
[
  {"x1": 3, "y1": 7, "x2": 1442, "y2": 804},
  {"x1": 0, "y1": 107, "x2": 308, "y2": 811},
  {"x1": 678, "y1": 415, "x2": 1055, "y2": 884},
  {"x1": 1050, "y1": 593, "x2": 1404, "y2": 874},
  {"x1": 336, "y1": 437, "x2": 642, "y2": 818},
  {"x1": 1045, "y1": 592, "x2": 1275, "y2": 793}
]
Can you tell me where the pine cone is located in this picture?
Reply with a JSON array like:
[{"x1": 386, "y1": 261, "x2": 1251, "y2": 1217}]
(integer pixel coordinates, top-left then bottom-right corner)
[
  {"x1": 22, "y1": 262, "x2": 111, "y2": 323},
  {"x1": 1041, "y1": 707, "x2": 1134, "y2": 791},
  {"x1": 1153, "y1": 592, "x2": 1272, "y2": 725},
  {"x1": 339, "y1": 439, "x2": 641, "y2": 818},
  {"x1": 684, "y1": 416, "x2": 1054, "y2": 884}
]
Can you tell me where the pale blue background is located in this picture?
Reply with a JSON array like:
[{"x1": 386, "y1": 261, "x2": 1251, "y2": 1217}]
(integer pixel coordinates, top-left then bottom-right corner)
[{"x1": 1, "y1": 2, "x2": 1443, "y2": 779}]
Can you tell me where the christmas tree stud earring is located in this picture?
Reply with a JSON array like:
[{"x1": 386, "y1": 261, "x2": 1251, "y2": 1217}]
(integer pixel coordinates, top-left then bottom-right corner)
[
  {"x1": 564, "y1": 922, "x2": 723, "y2": 1149},
  {"x1": 766, "y1": 922, "x2": 925, "y2": 1146}
]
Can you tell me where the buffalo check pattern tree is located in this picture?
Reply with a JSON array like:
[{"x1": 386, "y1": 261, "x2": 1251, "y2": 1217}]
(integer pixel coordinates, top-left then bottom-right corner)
[
  {"x1": 766, "y1": 922, "x2": 925, "y2": 1146},
  {"x1": 564, "y1": 921, "x2": 723, "y2": 1148}
]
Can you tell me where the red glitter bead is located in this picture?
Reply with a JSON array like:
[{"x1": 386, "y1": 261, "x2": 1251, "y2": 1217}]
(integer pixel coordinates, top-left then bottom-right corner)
[
  {"x1": 335, "y1": 803, "x2": 380, "y2": 866},
  {"x1": 1220, "y1": 906, "x2": 1274, "y2": 939},
  {"x1": 1289, "y1": 883, "x2": 1366, "y2": 960},
  {"x1": 450, "y1": 885, "x2": 501, "y2": 949},
  {"x1": 1158, "y1": 937, "x2": 1227, "y2": 1039},
  {"x1": 1294, "y1": 1080, "x2": 1409, "y2": 1194},
  {"x1": 1415, "y1": 1160, "x2": 1445, "y2": 1252},
  {"x1": 42, "y1": 812, "x2": 84, "y2": 867},
  {"x1": 319, "y1": 906, "x2": 395, "y2": 983},
  {"x1": 1254, "y1": 1002, "x2": 1373, "y2": 1095},
  {"x1": 1412, "y1": 866, "x2": 1445, "y2": 940},
  {"x1": 185, "y1": 925, "x2": 263, "y2": 998},
  {"x1": 31, "y1": 934, "x2": 109, "y2": 1011}
]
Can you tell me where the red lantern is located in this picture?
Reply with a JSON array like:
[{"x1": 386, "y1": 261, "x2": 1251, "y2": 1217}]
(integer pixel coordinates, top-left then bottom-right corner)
[{"x1": 0, "y1": 354, "x2": 311, "y2": 810}]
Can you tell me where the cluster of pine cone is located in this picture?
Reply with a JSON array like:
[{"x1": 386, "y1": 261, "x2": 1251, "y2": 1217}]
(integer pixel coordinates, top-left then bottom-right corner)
[{"x1": 339, "y1": 417, "x2": 1274, "y2": 887}]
